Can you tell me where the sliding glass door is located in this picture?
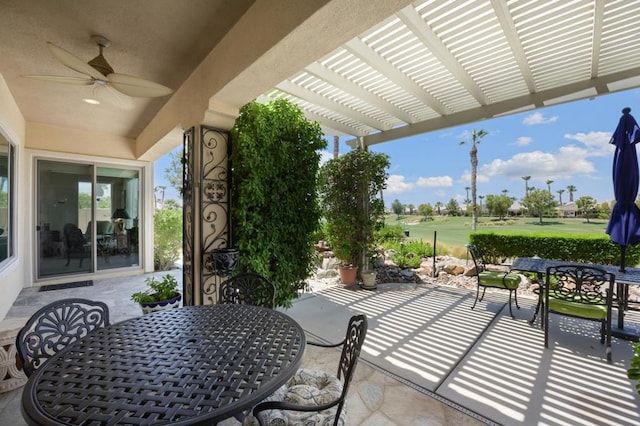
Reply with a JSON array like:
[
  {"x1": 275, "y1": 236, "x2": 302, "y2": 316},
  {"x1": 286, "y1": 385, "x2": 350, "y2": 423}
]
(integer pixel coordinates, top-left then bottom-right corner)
[{"x1": 37, "y1": 160, "x2": 140, "y2": 279}]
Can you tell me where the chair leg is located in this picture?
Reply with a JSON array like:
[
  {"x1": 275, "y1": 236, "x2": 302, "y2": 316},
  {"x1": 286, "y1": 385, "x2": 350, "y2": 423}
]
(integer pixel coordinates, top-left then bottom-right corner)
[
  {"x1": 507, "y1": 290, "x2": 514, "y2": 318},
  {"x1": 471, "y1": 285, "x2": 482, "y2": 310},
  {"x1": 544, "y1": 308, "x2": 549, "y2": 349},
  {"x1": 606, "y1": 320, "x2": 612, "y2": 363}
]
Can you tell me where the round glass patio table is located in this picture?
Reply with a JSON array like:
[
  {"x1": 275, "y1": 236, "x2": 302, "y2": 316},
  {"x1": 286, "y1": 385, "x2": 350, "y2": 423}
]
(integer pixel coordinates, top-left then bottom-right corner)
[{"x1": 21, "y1": 304, "x2": 306, "y2": 425}]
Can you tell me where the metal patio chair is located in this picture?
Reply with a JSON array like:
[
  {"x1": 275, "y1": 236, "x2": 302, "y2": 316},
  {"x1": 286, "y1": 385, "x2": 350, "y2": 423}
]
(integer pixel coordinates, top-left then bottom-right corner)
[
  {"x1": 544, "y1": 265, "x2": 614, "y2": 362},
  {"x1": 218, "y1": 272, "x2": 276, "y2": 309},
  {"x1": 467, "y1": 244, "x2": 522, "y2": 317},
  {"x1": 16, "y1": 298, "x2": 110, "y2": 377},
  {"x1": 247, "y1": 314, "x2": 368, "y2": 426}
]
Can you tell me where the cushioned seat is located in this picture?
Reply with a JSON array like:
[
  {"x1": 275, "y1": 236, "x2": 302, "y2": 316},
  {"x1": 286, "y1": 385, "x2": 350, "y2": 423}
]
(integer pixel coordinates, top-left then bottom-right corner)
[
  {"x1": 478, "y1": 271, "x2": 521, "y2": 289},
  {"x1": 246, "y1": 369, "x2": 346, "y2": 425},
  {"x1": 548, "y1": 297, "x2": 608, "y2": 320},
  {"x1": 246, "y1": 314, "x2": 367, "y2": 426}
]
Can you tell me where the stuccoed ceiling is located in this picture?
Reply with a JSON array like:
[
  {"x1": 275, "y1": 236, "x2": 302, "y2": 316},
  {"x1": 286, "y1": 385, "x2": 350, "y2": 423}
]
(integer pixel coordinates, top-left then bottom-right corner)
[
  {"x1": 2, "y1": 0, "x2": 640, "y2": 155},
  {"x1": 0, "y1": 0, "x2": 255, "y2": 140}
]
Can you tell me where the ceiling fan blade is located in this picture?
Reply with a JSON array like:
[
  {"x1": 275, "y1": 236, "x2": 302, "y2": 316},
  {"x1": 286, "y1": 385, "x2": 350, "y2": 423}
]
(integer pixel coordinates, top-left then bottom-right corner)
[
  {"x1": 22, "y1": 75, "x2": 93, "y2": 86},
  {"x1": 107, "y1": 73, "x2": 173, "y2": 97},
  {"x1": 47, "y1": 42, "x2": 107, "y2": 80},
  {"x1": 94, "y1": 85, "x2": 135, "y2": 110}
]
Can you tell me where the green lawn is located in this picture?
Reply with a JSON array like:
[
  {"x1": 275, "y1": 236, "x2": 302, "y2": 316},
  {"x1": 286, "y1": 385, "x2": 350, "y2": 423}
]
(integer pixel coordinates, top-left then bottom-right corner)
[{"x1": 385, "y1": 215, "x2": 609, "y2": 249}]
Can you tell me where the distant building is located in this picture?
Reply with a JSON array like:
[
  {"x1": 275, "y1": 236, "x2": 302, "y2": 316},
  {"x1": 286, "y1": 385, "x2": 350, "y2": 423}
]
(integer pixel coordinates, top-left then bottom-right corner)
[{"x1": 557, "y1": 202, "x2": 578, "y2": 217}]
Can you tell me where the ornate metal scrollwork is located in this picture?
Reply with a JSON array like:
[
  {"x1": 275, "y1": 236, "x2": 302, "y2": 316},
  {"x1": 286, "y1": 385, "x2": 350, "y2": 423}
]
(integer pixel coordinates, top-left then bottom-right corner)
[{"x1": 206, "y1": 248, "x2": 240, "y2": 277}]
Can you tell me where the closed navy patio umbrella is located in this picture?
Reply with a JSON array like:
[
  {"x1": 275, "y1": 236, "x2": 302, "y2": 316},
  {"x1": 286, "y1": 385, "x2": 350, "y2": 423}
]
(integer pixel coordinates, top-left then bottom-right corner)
[{"x1": 606, "y1": 107, "x2": 640, "y2": 272}]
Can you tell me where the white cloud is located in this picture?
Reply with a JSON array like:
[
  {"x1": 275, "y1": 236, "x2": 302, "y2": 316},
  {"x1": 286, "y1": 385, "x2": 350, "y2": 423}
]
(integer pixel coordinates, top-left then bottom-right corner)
[
  {"x1": 515, "y1": 136, "x2": 532, "y2": 146},
  {"x1": 459, "y1": 170, "x2": 490, "y2": 184},
  {"x1": 481, "y1": 147, "x2": 595, "y2": 180},
  {"x1": 385, "y1": 175, "x2": 414, "y2": 193},
  {"x1": 523, "y1": 112, "x2": 558, "y2": 125},
  {"x1": 416, "y1": 176, "x2": 453, "y2": 187},
  {"x1": 318, "y1": 150, "x2": 333, "y2": 166},
  {"x1": 564, "y1": 131, "x2": 613, "y2": 157}
]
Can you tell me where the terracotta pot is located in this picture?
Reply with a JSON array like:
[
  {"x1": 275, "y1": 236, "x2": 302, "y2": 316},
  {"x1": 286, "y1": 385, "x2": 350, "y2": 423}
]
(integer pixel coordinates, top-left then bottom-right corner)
[{"x1": 339, "y1": 265, "x2": 358, "y2": 285}]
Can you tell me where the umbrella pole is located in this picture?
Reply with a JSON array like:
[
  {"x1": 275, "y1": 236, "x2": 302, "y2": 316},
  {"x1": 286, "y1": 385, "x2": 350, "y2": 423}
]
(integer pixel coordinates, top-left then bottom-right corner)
[{"x1": 620, "y1": 245, "x2": 627, "y2": 273}]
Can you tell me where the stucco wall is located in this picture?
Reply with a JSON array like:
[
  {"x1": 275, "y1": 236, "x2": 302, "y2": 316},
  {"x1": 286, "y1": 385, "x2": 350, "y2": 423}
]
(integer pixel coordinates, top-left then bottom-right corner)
[{"x1": 0, "y1": 73, "x2": 27, "y2": 320}]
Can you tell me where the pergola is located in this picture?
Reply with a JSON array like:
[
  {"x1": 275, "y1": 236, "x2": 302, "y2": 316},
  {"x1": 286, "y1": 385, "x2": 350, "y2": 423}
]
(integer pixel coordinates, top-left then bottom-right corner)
[{"x1": 262, "y1": 0, "x2": 640, "y2": 147}]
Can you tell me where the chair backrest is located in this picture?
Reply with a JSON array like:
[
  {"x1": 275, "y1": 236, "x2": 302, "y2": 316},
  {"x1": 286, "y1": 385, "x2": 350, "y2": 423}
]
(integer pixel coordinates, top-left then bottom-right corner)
[
  {"x1": 218, "y1": 272, "x2": 276, "y2": 308},
  {"x1": 465, "y1": 244, "x2": 486, "y2": 273},
  {"x1": 335, "y1": 314, "x2": 368, "y2": 420},
  {"x1": 63, "y1": 223, "x2": 85, "y2": 250},
  {"x1": 545, "y1": 265, "x2": 614, "y2": 307},
  {"x1": 16, "y1": 298, "x2": 110, "y2": 377}
]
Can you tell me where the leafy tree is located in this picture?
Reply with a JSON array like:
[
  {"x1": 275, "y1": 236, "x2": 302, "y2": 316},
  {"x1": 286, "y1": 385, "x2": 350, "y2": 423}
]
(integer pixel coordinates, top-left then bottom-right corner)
[
  {"x1": 459, "y1": 129, "x2": 488, "y2": 231},
  {"x1": 485, "y1": 193, "x2": 512, "y2": 219},
  {"x1": 445, "y1": 198, "x2": 461, "y2": 216},
  {"x1": 319, "y1": 149, "x2": 389, "y2": 272},
  {"x1": 153, "y1": 206, "x2": 182, "y2": 271},
  {"x1": 391, "y1": 199, "x2": 403, "y2": 219},
  {"x1": 165, "y1": 149, "x2": 184, "y2": 199},
  {"x1": 599, "y1": 201, "x2": 612, "y2": 219},
  {"x1": 576, "y1": 196, "x2": 598, "y2": 223},
  {"x1": 78, "y1": 192, "x2": 92, "y2": 209},
  {"x1": 417, "y1": 203, "x2": 434, "y2": 220},
  {"x1": 567, "y1": 184, "x2": 577, "y2": 202},
  {"x1": 231, "y1": 99, "x2": 326, "y2": 308},
  {"x1": 79, "y1": 192, "x2": 110, "y2": 209},
  {"x1": 522, "y1": 188, "x2": 556, "y2": 224}
]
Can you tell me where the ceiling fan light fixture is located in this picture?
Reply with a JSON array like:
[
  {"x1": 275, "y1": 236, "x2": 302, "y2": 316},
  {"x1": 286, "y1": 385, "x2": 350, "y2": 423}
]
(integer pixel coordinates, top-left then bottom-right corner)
[
  {"x1": 23, "y1": 35, "x2": 173, "y2": 109},
  {"x1": 88, "y1": 51, "x2": 114, "y2": 76}
]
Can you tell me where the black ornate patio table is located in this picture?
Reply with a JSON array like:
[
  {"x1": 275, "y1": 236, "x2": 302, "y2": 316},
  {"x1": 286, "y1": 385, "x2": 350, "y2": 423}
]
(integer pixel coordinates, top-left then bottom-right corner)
[
  {"x1": 21, "y1": 304, "x2": 306, "y2": 425},
  {"x1": 511, "y1": 257, "x2": 640, "y2": 339}
]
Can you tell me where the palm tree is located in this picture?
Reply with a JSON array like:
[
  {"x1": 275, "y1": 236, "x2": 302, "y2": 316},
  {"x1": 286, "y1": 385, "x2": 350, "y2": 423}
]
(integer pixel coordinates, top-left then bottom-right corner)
[
  {"x1": 557, "y1": 189, "x2": 565, "y2": 205},
  {"x1": 464, "y1": 186, "x2": 470, "y2": 205},
  {"x1": 546, "y1": 179, "x2": 554, "y2": 194},
  {"x1": 459, "y1": 129, "x2": 488, "y2": 231},
  {"x1": 435, "y1": 201, "x2": 443, "y2": 215},
  {"x1": 522, "y1": 176, "x2": 531, "y2": 197},
  {"x1": 478, "y1": 195, "x2": 484, "y2": 216},
  {"x1": 567, "y1": 185, "x2": 577, "y2": 202}
]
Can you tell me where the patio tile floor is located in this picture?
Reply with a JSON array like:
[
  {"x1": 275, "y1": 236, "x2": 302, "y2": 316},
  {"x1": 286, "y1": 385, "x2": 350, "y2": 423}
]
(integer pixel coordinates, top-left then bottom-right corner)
[{"x1": 2, "y1": 271, "x2": 639, "y2": 425}]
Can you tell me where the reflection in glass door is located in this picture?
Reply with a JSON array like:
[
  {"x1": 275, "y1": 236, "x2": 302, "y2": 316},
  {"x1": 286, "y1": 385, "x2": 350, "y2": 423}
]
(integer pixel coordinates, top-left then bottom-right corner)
[
  {"x1": 37, "y1": 161, "x2": 93, "y2": 277},
  {"x1": 96, "y1": 167, "x2": 140, "y2": 271}
]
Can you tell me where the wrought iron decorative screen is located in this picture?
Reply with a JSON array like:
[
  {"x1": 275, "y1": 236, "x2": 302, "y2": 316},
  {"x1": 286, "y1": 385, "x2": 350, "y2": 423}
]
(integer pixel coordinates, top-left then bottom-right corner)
[{"x1": 182, "y1": 127, "x2": 195, "y2": 305}]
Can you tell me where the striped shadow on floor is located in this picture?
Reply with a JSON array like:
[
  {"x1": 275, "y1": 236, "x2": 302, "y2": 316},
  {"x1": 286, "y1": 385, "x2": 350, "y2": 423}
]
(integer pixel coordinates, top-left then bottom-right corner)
[{"x1": 285, "y1": 283, "x2": 502, "y2": 393}]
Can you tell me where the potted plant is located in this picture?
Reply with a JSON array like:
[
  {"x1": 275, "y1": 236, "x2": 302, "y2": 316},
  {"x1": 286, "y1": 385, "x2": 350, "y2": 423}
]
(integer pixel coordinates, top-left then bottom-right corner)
[
  {"x1": 319, "y1": 148, "x2": 389, "y2": 285},
  {"x1": 131, "y1": 274, "x2": 182, "y2": 314}
]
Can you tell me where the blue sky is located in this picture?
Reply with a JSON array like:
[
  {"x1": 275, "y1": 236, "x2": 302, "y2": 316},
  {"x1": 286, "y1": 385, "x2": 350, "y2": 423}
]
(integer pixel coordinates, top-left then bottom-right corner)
[{"x1": 155, "y1": 88, "x2": 640, "y2": 207}]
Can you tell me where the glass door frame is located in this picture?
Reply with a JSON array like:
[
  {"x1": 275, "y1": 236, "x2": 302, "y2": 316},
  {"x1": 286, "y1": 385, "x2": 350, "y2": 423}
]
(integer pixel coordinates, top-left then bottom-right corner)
[{"x1": 35, "y1": 156, "x2": 143, "y2": 281}]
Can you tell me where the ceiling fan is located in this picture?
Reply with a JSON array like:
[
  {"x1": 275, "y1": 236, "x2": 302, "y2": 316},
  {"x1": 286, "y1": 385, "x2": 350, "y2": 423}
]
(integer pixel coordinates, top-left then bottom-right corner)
[{"x1": 23, "y1": 35, "x2": 173, "y2": 109}]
